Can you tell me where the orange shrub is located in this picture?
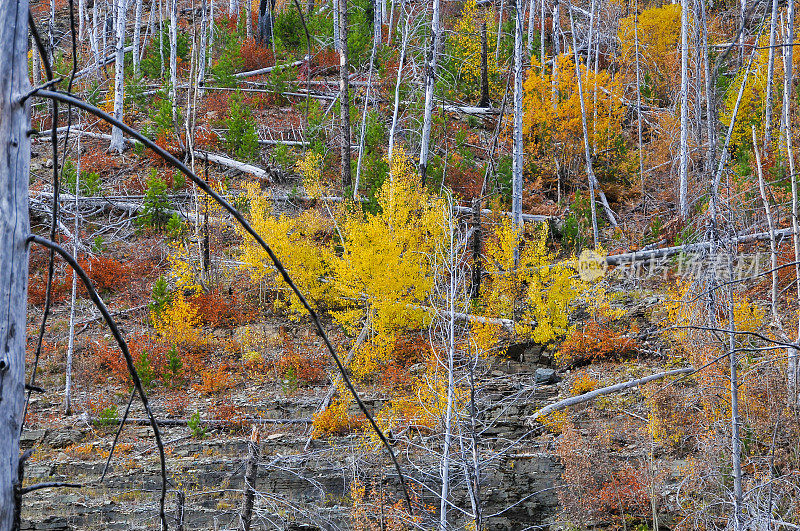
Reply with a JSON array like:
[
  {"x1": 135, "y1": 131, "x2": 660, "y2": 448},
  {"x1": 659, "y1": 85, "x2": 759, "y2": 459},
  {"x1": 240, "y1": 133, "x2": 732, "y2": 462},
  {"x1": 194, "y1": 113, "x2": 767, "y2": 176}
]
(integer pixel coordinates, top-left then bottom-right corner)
[
  {"x1": 312, "y1": 395, "x2": 364, "y2": 438},
  {"x1": 195, "y1": 366, "x2": 232, "y2": 396},
  {"x1": 79, "y1": 255, "x2": 133, "y2": 294},
  {"x1": 556, "y1": 318, "x2": 639, "y2": 367},
  {"x1": 191, "y1": 288, "x2": 254, "y2": 329},
  {"x1": 240, "y1": 38, "x2": 274, "y2": 71}
]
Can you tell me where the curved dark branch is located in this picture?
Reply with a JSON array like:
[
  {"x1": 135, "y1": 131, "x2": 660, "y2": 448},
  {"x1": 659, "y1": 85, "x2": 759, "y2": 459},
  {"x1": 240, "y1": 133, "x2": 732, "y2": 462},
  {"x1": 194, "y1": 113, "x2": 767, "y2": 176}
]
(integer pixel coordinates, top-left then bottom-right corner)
[
  {"x1": 33, "y1": 89, "x2": 414, "y2": 514},
  {"x1": 25, "y1": 235, "x2": 169, "y2": 530}
]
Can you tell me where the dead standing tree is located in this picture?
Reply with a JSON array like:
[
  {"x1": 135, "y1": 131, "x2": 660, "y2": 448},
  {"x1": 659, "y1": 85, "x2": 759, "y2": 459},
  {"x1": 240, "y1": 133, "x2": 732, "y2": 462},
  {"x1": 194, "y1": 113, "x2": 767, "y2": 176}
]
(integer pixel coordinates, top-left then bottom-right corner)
[{"x1": 0, "y1": 0, "x2": 32, "y2": 527}]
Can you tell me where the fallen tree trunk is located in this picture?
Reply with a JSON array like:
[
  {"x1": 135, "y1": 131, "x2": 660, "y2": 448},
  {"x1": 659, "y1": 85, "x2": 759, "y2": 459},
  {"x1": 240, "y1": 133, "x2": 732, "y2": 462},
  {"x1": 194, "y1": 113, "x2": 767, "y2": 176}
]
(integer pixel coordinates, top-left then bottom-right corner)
[
  {"x1": 233, "y1": 58, "x2": 305, "y2": 79},
  {"x1": 605, "y1": 227, "x2": 796, "y2": 266},
  {"x1": 195, "y1": 150, "x2": 273, "y2": 182},
  {"x1": 526, "y1": 367, "x2": 694, "y2": 425},
  {"x1": 90, "y1": 416, "x2": 313, "y2": 426}
]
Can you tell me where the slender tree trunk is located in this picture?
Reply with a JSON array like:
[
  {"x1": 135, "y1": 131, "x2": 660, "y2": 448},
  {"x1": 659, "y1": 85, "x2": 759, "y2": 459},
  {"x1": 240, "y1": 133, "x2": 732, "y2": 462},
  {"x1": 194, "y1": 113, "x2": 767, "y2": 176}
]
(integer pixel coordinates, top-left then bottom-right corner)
[
  {"x1": 784, "y1": 0, "x2": 800, "y2": 407},
  {"x1": 32, "y1": 36, "x2": 41, "y2": 86},
  {"x1": 239, "y1": 426, "x2": 259, "y2": 531},
  {"x1": 0, "y1": 0, "x2": 32, "y2": 525},
  {"x1": 551, "y1": 0, "x2": 559, "y2": 107},
  {"x1": 354, "y1": 7, "x2": 380, "y2": 198},
  {"x1": 512, "y1": 0, "x2": 524, "y2": 233},
  {"x1": 752, "y1": 126, "x2": 779, "y2": 323},
  {"x1": 198, "y1": 0, "x2": 208, "y2": 91},
  {"x1": 245, "y1": 0, "x2": 252, "y2": 38},
  {"x1": 339, "y1": 0, "x2": 351, "y2": 189},
  {"x1": 133, "y1": 0, "x2": 143, "y2": 78},
  {"x1": 438, "y1": 211, "x2": 457, "y2": 531},
  {"x1": 419, "y1": 0, "x2": 440, "y2": 185},
  {"x1": 110, "y1": 0, "x2": 129, "y2": 153},
  {"x1": 495, "y1": 0, "x2": 504, "y2": 62},
  {"x1": 65, "y1": 131, "x2": 82, "y2": 416},
  {"x1": 170, "y1": 0, "x2": 179, "y2": 132},
  {"x1": 229, "y1": 0, "x2": 237, "y2": 16},
  {"x1": 764, "y1": 0, "x2": 779, "y2": 150},
  {"x1": 679, "y1": 0, "x2": 689, "y2": 219},
  {"x1": 569, "y1": 5, "x2": 598, "y2": 246},
  {"x1": 79, "y1": 0, "x2": 86, "y2": 39},
  {"x1": 333, "y1": 0, "x2": 340, "y2": 49},
  {"x1": 526, "y1": 0, "x2": 535, "y2": 56},
  {"x1": 634, "y1": 0, "x2": 644, "y2": 205},
  {"x1": 388, "y1": 10, "x2": 409, "y2": 176},
  {"x1": 540, "y1": 0, "x2": 545, "y2": 83},
  {"x1": 727, "y1": 265, "x2": 744, "y2": 529},
  {"x1": 479, "y1": 21, "x2": 490, "y2": 107}
]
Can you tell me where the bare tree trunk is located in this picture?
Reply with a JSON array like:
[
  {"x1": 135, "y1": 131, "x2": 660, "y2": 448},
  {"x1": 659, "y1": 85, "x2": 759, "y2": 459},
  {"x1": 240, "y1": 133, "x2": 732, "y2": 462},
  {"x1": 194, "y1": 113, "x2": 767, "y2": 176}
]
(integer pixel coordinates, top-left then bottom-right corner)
[
  {"x1": 527, "y1": 0, "x2": 536, "y2": 56},
  {"x1": 764, "y1": 0, "x2": 779, "y2": 150},
  {"x1": 512, "y1": 0, "x2": 524, "y2": 231},
  {"x1": 79, "y1": 0, "x2": 86, "y2": 39},
  {"x1": 634, "y1": 0, "x2": 644, "y2": 204},
  {"x1": 554, "y1": 4, "x2": 600, "y2": 248},
  {"x1": 784, "y1": 0, "x2": 800, "y2": 407},
  {"x1": 0, "y1": 0, "x2": 31, "y2": 525},
  {"x1": 727, "y1": 262, "x2": 744, "y2": 529},
  {"x1": 339, "y1": 0, "x2": 351, "y2": 189},
  {"x1": 495, "y1": 0, "x2": 504, "y2": 62},
  {"x1": 679, "y1": 0, "x2": 689, "y2": 219},
  {"x1": 240, "y1": 426, "x2": 260, "y2": 531},
  {"x1": 110, "y1": 0, "x2": 129, "y2": 153},
  {"x1": 65, "y1": 131, "x2": 82, "y2": 415},
  {"x1": 354, "y1": 8, "x2": 380, "y2": 198},
  {"x1": 388, "y1": 10, "x2": 409, "y2": 176},
  {"x1": 333, "y1": 0, "x2": 340, "y2": 49},
  {"x1": 438, "y1": 207, "x2": 457, "y2": 531},
  {"x1": 551, "y1": 0, "x2": 559, "y2": 107},
  {"x1": 170, "y1": 0, "x2": 179, "y2": 135},
  {"x1": 752, "y1": 126, "x2": 779, "y2": 324},
  {"x1": 133, "y1": 0, "x2": 143, "y2": 78},
  {"x1": 479, "y1": 22, "x2": 490, "y2": 107},
  {"x1": 229, "y1": 0, "x2": 237, "y2": 17},
  {"x1": 245, "y1": 0, "x2": 252, "y2": 39},
  {"x1": 198, "y1": 0, "x2": 208, "y2": 91},
  {"x1": 419, "y1": 0, "x2": 440, "y2": 185},
  {"x1": 32, "y1": 35, "x2": 41, "y2": 86},
  {"x1": 91, "y1": 0, "x2": 101, "y2": 79}
]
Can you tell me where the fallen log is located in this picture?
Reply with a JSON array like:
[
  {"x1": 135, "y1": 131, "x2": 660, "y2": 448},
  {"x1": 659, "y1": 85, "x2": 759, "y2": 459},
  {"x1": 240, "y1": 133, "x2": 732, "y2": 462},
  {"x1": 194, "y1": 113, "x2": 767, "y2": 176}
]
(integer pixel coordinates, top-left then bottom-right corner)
[
  {"x1": 195, "y1": 150, "x2": 273, "y2": 182},
  {"x1": 605, "y1": 227, "x2": 796, "y2": 266},
  {"x1": 233, "y1": 58, "x2": 306, "y2": 79},
  {"x1": 526, "y1": 367, "x2": 694, "y2": 425}
]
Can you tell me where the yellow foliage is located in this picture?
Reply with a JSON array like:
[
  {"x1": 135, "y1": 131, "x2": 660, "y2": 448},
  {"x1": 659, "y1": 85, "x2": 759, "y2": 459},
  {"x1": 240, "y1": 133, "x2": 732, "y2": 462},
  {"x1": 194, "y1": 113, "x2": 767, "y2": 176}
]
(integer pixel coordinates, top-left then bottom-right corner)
[
  {"x1": 617, "y1": 5, "x2": 682, "y2": 100},
  {"x1": 237, "y1": 182, "x2": 338, "y2": 316},
  {"x1": 451, "y1": 0, "x2": 504, "y2": 101},
  {"x1": 152, "y1": 292, "x2": 204, "y2": 347},
  {"x1": 481, "y1": 219, "x2": 586, "y2": 344},
  {"x1": 167, "y1": 240, "x2": 202, "y2": 293},
  {"x1": 523, "y1": 54, "x2": 625, "y2": 185},
  {"x1": 721, "y1": 31, "x2": 784, "y2": 151},
  {"x1": 333, "y1": 148, "x2": 447, "y2": 335},
  {"x1": 350, "y1": 333, "x2": 396, "y2": 381},
  {"x1": 570, "y1": 371, "x2": 599, "y2": 395},
  {"x1": 296, "y1": 151, "x2": 325, "y2": 199},
  {"x1": 312, "y1": 390, "x2": 364, "y2": 438}
]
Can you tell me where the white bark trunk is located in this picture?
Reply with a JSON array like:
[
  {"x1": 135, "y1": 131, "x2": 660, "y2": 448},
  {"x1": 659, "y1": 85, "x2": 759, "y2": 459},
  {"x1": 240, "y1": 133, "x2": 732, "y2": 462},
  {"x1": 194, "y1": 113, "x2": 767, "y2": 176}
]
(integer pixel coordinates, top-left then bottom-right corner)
[
  {"x1": 387, "y1": 12, "x2": 409, "y2": 177},
  {"x1": 65, "y1": 132, "x2": 81, "y2": 415},
  {"x1": 110, "y1": 0, "x2": 128, "y2": 153},
  {"x1": 133, "y1": 0, "x2": 143, "y2": 78},
  {"x1": 169, "y1": 0, "x2": 179, "y2": 129},
  {"x1": 752, "y1": 126, "x2": 779, "y2": 324},
  {"x1": 784, "y1": 0, "x2": 800, "y2": 407},
  {"x1": 764, "y1": 0, "x2": 779, "y2": 149},
  {"x1": 0, "y1": 0, "x2": 31, "y2": 523},
  {"x1": 512, "y1": 0, "x2": 524, "y2": 231},
  {"x1": 419, "y1": 0, "x2": 440, "y2": 184},
  {"x1": 679, "y1": 0, "x2": 689, "y2": 219},
  {"x1": 245, "y1": 0, "x2": 252, "y2": 38}
]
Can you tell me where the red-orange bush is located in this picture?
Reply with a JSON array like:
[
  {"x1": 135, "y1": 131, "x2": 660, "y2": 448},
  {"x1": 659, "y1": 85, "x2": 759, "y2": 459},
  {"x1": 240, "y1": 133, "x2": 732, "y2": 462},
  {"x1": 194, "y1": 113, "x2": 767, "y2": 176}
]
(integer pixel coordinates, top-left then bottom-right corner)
[
  {"x1": 79, "y1": 255, "x2": 133, "y2": 294},
  {"x1": 240, "y1": 38, "x2": 274, "y2": 71},
  {"x1": 191, "y1": 288, "x2": 255, "y2": 329},
  {"x1": 557, "y1": 318, "x2": 639, "y2": 367}
]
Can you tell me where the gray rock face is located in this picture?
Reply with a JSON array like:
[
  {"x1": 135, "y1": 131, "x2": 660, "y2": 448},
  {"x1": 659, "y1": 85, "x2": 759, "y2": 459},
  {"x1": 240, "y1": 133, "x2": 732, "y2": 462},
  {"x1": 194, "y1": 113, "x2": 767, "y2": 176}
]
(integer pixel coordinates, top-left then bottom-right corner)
[{"x1": 535, "y1": 368, "x2": 560, "y2": 385}]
